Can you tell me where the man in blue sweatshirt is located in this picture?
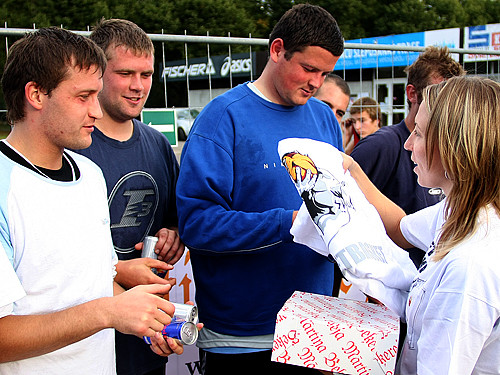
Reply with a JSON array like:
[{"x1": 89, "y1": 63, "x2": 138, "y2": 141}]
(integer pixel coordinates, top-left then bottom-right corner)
[{"x1": 176, "y1": 4, "x2": 344, "y2": 374}]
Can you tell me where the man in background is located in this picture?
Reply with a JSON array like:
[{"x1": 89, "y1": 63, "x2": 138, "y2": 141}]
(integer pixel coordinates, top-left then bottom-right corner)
[
  {"x1": 313, "y1": 73, "x2": 350, "y2": 125},
  {"x1": 350, "y1": 46, "x2": 464, "y2": 266},
  {"x1": 314, "y1": 73, "x2": 356, "y2": 154},
  {"x1": 76, "y1": 18, "x2": 184, "y2": 375}
]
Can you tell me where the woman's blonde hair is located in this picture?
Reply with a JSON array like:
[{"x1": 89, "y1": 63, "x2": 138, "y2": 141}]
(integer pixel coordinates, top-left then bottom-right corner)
[{"x1": 423, "y1": 76, "x2": 500, "y2": 260}]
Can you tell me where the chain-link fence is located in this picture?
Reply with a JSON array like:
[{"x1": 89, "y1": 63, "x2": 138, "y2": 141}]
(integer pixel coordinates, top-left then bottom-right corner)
[{"x1": 2, "y1": 25, "x2": 500, "y2": 141}]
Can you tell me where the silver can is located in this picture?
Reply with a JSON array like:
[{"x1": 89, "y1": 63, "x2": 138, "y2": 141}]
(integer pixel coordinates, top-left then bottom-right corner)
[
  {"x1": 172, "y1": 302, "x2": 198, "y2": 323},
  {"x1": 141, "y1": 236, "x2": 158, "y2": 259},
  {"x1": 141, "y1": 236, "x2": 166, "y2": 276}
]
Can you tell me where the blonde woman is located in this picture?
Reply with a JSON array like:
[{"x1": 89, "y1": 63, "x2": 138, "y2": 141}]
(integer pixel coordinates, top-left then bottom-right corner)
[{"x1": 344, "y1": 76, "x2": 500, "y2": 374}]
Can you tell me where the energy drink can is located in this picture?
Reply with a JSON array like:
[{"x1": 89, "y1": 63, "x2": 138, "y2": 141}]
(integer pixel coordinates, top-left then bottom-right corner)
[
  {"x1": 140, "y1": 236, "x2": 166, "y2": 277},
  {"x1": 143, "y1": 321, "x2": 198, "y2": 345},
  {"x1": 172, "y1": 302, "x2": 198, "y2": 323},
  {"x1": 141, "y1": 236, "x2": 158, "y2": 259}
]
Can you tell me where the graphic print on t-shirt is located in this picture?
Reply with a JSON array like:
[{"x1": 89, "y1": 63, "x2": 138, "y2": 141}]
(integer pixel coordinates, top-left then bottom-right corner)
[
  {"x1": 282, "y1": 151, "x2": 354, "y2": 236},
  {"x1": 108, "y1": 171, "x2": 159, "y2": 254},
  {"x1": 417, "y1": 241, "x2": 435, "y2": 273}
]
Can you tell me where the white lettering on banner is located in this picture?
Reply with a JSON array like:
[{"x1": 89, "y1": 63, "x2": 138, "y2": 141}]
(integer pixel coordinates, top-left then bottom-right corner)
[
  {"x1": 162, "y1": 59, "x2": 216, "y2": 79},
  {"x1": 220, "y1": 56, "x2": 252, "y2": 77},
  {"x1": 494, "y1": 32, "x2": 500, "y2": 46},
  {"x1": 343, "y1": 41, "x2": 422, "y2": 60},
  {"x1": 163, "y1": 56, "x2": 252, "y2": 79}
]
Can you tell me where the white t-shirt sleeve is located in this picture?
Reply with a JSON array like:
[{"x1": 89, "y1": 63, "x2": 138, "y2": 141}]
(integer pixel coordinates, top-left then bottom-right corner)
[
  {"x1": 0, "y1": 243, "x2": 26, "y2": 317},
  {"x1": 400, "y1": 200, "x2": 446, "y2": 251}
]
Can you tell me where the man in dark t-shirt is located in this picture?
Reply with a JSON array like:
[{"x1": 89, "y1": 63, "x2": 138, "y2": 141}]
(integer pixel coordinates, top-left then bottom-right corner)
[
  {"x1": 351, "y1": 46, "x2": 465, "y2": 266},
  {"x1": 76, "y1": 18, "x2": 184, "y2": 375}
]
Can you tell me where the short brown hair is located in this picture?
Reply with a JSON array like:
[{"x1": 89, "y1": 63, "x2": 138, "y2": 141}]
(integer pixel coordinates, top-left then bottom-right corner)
[
  {"x1": 405, "y1": 46, "x2": 465, "y2": 106},
  {"x1": 323, "y1": 73, "x2": 350, "y2": 97},
  {"x1": 269, "y1": 4, "x2": 344, "y2": 60},
  {"x1": 349, "y1": 97, "x2": 382, "y2": 124},
  {"x1": 90, "y1": 18, "x2": 154, "y2": 59},
  {"x1": 1, "y1": 27, "x2": 106, "y2": 124}
]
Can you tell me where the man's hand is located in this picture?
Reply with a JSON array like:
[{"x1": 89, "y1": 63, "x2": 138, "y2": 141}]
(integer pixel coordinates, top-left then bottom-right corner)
[
  {"x1": 340, "y1": 152, "x2": 355, "y2": 173},
  {"x1": 107, "y1": 284, "x2": 175, "y2": 338},
  {"x1": 148, "y1": 316, "x2": 204, "y2": 357},
  {"x1": 149, "y1": 334, "x2": 184, "y2": 357},
  {"x1": 342, "y1": 118, "x2": 357, "y2": 155},
  {"x1": 135, "y1": 228, "x2": 185, "y2": 265},
  {"x1": 115, "y1": 258, "x2": 176, "y2": 290},
  {"x1": 341, "y1": 117, "x2": 355, "y2": 140}
]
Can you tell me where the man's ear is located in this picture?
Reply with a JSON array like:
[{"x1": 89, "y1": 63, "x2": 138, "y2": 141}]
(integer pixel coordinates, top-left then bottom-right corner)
[
  {"x1": 406, "y1": 84, "x2": 418, "y2": 106},
  {"x1": 25, "y1": 81, "x2": 44, "y2": 110},
  {"x1": 269, "y1": 38, "x2": 285, "y2": 63}
]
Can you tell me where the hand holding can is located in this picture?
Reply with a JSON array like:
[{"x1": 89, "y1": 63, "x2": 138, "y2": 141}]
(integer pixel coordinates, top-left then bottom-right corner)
[
  {"x1": 171, "y1": 302, "x2": 198, "y2": 323},
  {"x1": 143, "y1": 302, "x2": 199, "y2": 345},
  {"x1": 143, "y1": 321, "x2": 198, "y2": 345},
  {"x1": 141, "y1": 236, "x2": 167, "y2": 278}
]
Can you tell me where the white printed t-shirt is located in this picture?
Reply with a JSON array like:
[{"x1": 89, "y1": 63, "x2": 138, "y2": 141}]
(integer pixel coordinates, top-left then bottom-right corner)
[
  {"x1": 398, "y1": 200, "x2": 500, "y2": 375},
  {"x1": 0, "y1": 150, "x2": 117, "y2": 375}
]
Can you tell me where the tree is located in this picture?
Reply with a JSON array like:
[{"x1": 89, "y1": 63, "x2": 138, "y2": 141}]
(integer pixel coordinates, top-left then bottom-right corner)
[{"x1": 1, "y1": 0, "x2": 499, "y2": 111}]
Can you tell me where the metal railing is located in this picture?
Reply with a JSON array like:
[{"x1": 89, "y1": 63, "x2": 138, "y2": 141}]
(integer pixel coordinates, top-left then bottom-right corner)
[{"x1": 2, "y1": 26, "x2": 500, "y2": 130}]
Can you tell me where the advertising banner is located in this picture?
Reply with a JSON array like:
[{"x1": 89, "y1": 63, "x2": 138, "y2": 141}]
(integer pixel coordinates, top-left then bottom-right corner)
[
  {"x1": 161, "y1": 52, "x2": 256, "y2": 82},
  {"x1": 464, "y1": 23, "x2": 500, "y2": 61},
  {"x1": 165, "y1": 250, "x2": 201, "y2": 375},
  {"x1": 335, "y1": 28, "x2": 460, "y2": 71}
]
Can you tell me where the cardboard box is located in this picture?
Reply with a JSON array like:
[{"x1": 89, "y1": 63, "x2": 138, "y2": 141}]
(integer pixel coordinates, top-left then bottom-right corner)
[{"x1": 272, "y1": 291, "x2": 399, "y2": 374}]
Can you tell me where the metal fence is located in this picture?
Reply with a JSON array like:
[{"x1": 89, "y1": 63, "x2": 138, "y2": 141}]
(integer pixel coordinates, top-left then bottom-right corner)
[{"x1": 2, "y1": 26, "x2": 500, "y2": 136}]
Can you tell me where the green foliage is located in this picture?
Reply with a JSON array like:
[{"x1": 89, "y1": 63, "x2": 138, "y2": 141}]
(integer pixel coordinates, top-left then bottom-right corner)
[
  {"x1": 1, "y1": 0, "x2": 499, "y2": 109},
  {"x1": 297, "y1": 0, "x2": 500, "y2": 39},
  {"x1": 0, "y1": 0, "x2": 111, "y2": 28},
  {"x1": 170, "y1": 0, "x2": 249, "y2": 36},
  {"x1": 1, "y1": 0, "x2": 499, "y2": 41},
  {"x1": 168, "y1": 0, "x2": 259, "y2": 56}
]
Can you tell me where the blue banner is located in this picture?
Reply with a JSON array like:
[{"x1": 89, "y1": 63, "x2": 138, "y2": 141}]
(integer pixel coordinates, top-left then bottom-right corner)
[{"x1": 335, "y1": 28, "x2": 460, "y2": 70}]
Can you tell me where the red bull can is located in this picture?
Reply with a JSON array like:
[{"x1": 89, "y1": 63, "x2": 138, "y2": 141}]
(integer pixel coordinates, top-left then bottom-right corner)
[
  {"x1": 172, "y1": 302, "x2": 198, "y2": 323},
  {"x1": 143, "y1": 321, "x2": 198, "y2": 345}
]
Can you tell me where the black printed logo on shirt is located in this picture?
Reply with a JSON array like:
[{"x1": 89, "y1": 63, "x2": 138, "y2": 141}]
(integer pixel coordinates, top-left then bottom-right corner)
[{"x1": 418, "y1": 241, "x2": 435, "y2": 273}]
